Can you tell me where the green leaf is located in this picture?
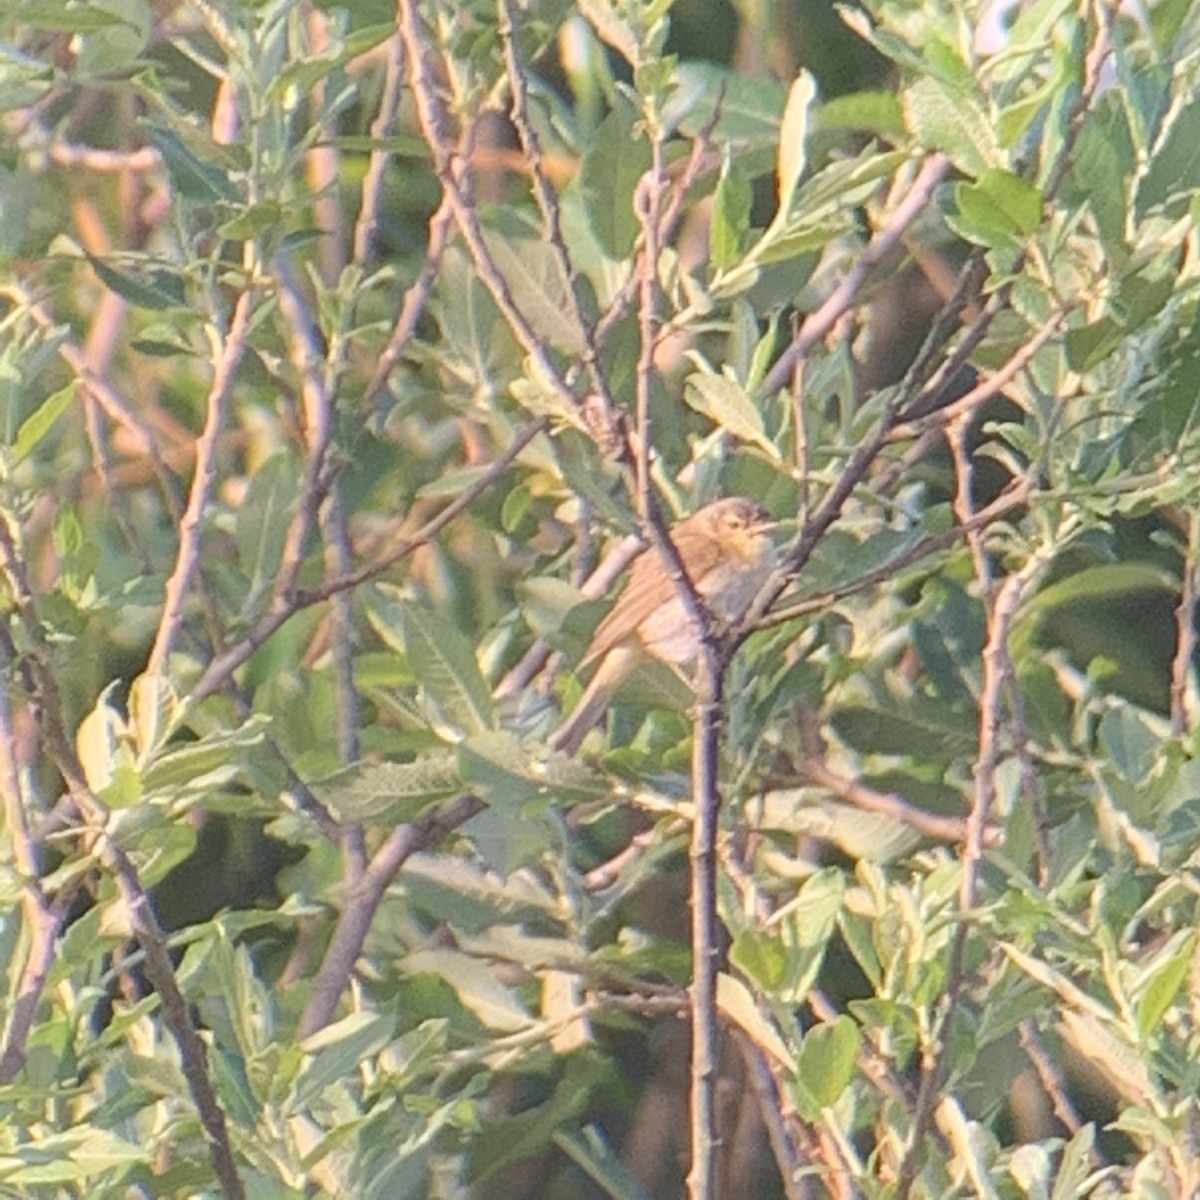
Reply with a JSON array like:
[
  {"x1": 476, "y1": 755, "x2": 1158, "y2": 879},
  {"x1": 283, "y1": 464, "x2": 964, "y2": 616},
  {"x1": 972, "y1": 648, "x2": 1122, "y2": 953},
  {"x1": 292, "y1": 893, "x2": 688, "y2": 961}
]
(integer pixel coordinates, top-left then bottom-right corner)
[
  {"x1": 480, "y1": 212, "x2": 593, "y2": 355},
  {"x1": 128, "y1": 671, "x2": 179, "y2": 760},
  {"x1": 76, "y1": 682, "x2": 130, "y2": 795},
  {"x1": 143, "y1": 124, "x2": 239, "y2": 203},
  {"x1": 683, "y1": 372, "x2": 780, "y2": 460},
  {"x1": 818, "y1": 90, "x2": 905, "y2": 137},
  {"x1": 85, "y1": 253, "x2": 187, "y2": 310},
  {"x1": 904, "y1": 76, "x2": 1000, "y2": 177},
  {"x1": 140, "y1": 716, "x2": 271, "y2": 796},
  {"x1": 1133, "y1": 929, "x2": 1195, "y2": 1040},
  {"x1": 1012, "y1": 562, "x2": 1176, "y2": 656},
  {"x1": 294, "y1": 1011, "x2": 397, "y2": 1108},
  {"x1": 458, "y1": 730, "x2": 603, "y2": 810},
  {"x1": 69, "y1": 0, "x2": 149, "y2": 74},
  {"x1": 468, "y1": 1055, "x2": 600, "y2": 1184},
  {"x1": 1137, "y1": 97, "x2": 1200, "y2": 217},
  {"x1": 15, "y1": 1, "x2": 138, "y2": 31},
  {"x1": 553, "y1": 1126, "x2": 650, "y2": 1200},
  {"x1": 315, "y1": 755, "x2": 464, "y2": 825},
  {"x1": 710, "y1": 150, "x2": 752, "y2": 273},
  {"x1": 716, "y1": 973, "x2": 793, "y2": 1066},
  {"x1": 831, "y1": 696, "x2": 977, "y2": 760},
  {"x1": 1097, "y1": 702, "x2": 1165, "y2": 784},
  {"x1": 217, "y1": 199, "x2": 284, "y2": 241},
  {"x1": 776, "y1": 71, "x2": 817, "y2": 215},
  {"x1": 732, "y1": 866, "x2": 845, "y2": 1002},
  {"x1": 402, "y1": 948, "x2": 532, "y2": 1032},
  {"x1": 371, "y1": 596, "x2": 494, "y2": 736},
  {"x1": 794, "y1": 1016, "x2": 859, "y2": 1119},
  {"x1": 1049, "y1": 1124, "x2": 1097, "y2": 1200},
  {"x1": 955, "y1": 169, "x2": 1043, "y2": 243},
  {"x1": 235, "y1": 453, "x2": 300, "y2": 615},
  {"x1": 12, "y1": 382, "x2": 76, "y2": 465},
  {"x1": 578, "y1": 94, "x2": 652, "y2": 258},
  {"x1": 661, "y1": 62, "x2": 788, "y2": 143},
  {"x1": 274, "y1": 23, "x2": 395, "y2": 93}
]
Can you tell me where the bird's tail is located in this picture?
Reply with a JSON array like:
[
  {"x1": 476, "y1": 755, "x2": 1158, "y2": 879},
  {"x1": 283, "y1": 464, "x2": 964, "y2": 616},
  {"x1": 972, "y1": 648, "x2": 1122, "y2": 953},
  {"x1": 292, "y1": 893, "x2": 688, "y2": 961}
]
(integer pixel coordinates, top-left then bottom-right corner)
[{"x1": 548, "y1": 644, "x2": 640, "y2": 755}]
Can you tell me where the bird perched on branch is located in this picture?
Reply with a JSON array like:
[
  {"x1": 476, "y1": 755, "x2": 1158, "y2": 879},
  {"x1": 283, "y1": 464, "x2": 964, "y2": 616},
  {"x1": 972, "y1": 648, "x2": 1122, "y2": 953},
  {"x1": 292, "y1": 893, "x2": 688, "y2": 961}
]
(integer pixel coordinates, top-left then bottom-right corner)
[{"x1": 550, "y1": 497, "x2": 777, "y2": 754}]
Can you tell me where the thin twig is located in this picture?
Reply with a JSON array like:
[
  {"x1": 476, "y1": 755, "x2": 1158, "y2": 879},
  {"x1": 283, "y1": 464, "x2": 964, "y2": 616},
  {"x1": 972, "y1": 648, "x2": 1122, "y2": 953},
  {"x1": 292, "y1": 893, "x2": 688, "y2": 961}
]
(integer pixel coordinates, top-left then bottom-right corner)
[
  {"x1": 364, "y1": 193, "x2": 455, "y2": 408},
  {"x1": 323, "y1": 488, "x2": 367, "y2": 876},
  {"x1": 890, "y1": 308, "x2": 1068, "y2": 439},
  {"x1": 688, "y1": 650, "x2": 726, "y2": 1200},
  {"x1": 146, "y1": 289, "x2": 255, "y2": 677},
  {"x1": 297, "y1": 794, "x2": 487, "y2": 1037},
  {"x1": 758, "y1": 153, "x2": 951, "y2": 397},
  {"x1": 0, "y1": 519, "x2": 245, "y2": 1199},
  {"x1": 0, "y1": 675, "x2": 83, "y2": 1084},
  {"x1": 732, "y1": 1031, "x2": 811, "y2": 1200},
  {"x1": 1169, "y1": 510, "x2": 1199, "y2": 736},
  {"x1": 191, "y1": 415, "x2": 548, "y2": 701},
  {"x1": 793, "y1": 758, "x2": 1003, "y2": 847},
  {"x1": 11, "y1": 284, "x2": 185, "y2": 523},
  {"x1": 584, "y1": 819, "x2": 686, "y2": 891},
  {"x1": 352, "y1": 31, "x2": 406, "y2": 267},
  {"x1": 498, "y1": 0, "x2": 618, "y2": 418},
  {"x1": 272, "y1": 258, "x2": 339, "y2": 608},
  {"x1": 495, "y1": 533, "x2": 642, "y2": 699},
  {"x1": 894, "y1": 557, "x2": 1042, "y2": 1197},
  {"x1": 756, "y1": 478, "x2": 1031, "y2": 629},
  {"x1": 396, "y1": 0, "x2": 581, "y2": 417}
]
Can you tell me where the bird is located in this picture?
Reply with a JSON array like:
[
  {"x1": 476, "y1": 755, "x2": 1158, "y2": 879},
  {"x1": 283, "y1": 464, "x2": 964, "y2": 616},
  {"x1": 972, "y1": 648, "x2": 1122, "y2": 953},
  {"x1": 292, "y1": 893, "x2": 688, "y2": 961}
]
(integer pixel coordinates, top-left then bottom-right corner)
[{"x1": 550, "y1": 497, "x2": 777, "y2": 754}]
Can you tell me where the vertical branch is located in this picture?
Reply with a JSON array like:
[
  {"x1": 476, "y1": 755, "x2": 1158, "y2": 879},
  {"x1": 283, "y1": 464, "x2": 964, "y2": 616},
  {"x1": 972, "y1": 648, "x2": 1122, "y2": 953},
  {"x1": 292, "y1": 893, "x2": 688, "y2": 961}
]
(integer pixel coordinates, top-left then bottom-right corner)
[
  {"x1": 688, "y1": 650, "x2": 725, "y2": 1200},
  {"x1": 0, "y1": 663, "x2": 83, "y2": 1085},
  {"x1": 0, "y1": 522, "x2": 245, "y2": 1199},
  {"x1": 323, "y1": 488, "x2": 367, "y2": 876},
  {"x1": 364, "y1": 193, "x2": 455, "y2": 408},
  {"x1": 497, "y1": 0, "x2": 617, "y2": 415},
  {"x1": 352, "y1": 32, "x2": 406, "y2": 267},
  {"x1": 633, "y1": 151, "x2": 665, "y2": 516},
  {"x1": 1170, "y1": 510, "x2": 1199, "y2": 737},
  {"x1": 946, "y1": 414, "x2": 993, "y2": 598},
  {"x1": 296, "y1": 793, "x2": 486, "y2": 1038},
  {"x1": 895, "y1": 470, "x2": 1053, "y2": 1197},
  {"x1": 304, "y1": 8, "x2": 346, "y2": 286},
  {"x1": 146, "y1": 290, "x2": 255, "y2": 678}
]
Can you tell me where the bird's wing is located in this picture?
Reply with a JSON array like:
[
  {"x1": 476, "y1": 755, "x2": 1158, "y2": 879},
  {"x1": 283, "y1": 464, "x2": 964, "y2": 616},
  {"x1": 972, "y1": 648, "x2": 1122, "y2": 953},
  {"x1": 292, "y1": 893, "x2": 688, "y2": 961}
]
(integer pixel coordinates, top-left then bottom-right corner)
[{"x1": 578, "y1": 527, "x2": 723, "y2": 670}]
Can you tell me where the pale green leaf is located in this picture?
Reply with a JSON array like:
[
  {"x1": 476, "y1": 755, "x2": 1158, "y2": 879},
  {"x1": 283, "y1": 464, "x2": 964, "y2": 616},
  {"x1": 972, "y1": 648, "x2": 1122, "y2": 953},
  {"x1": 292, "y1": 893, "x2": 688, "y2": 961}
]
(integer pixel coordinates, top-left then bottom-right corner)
[
  {"x1": 12, "y1": 382, "x2": 76, "y2": 465},
  {"x1": 684, "y1": 372, "x2": 780, "y2": 459},
  {"x1": 402, "y1": 948, "x2": 532, "y2": 1032},
  {"x1": 777, "y1": 71, "x2": 817, "y2": 215},
  {"x1": 716, "y1": 972, "x2": 793, "y2": 1066}
]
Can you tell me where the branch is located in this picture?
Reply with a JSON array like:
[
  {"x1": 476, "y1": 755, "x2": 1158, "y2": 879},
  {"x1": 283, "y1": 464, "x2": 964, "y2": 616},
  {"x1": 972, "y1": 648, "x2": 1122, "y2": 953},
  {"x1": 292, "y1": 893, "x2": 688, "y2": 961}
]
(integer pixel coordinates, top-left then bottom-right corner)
[
  {"x1": 146, "y1": 289, "x2": 255, "y2": 678},
  {"x1": 0, "y1": 518, "x2": 245, "y2": 1199},
  {"x1": 191, "y1": 415, "x2": 548, "y2": 701},
  {"x1": 758, "y1": 153, "x2": 950, "y2": 397},
  {"x1": 297, "y1": 794, "x2": 487, "y2": 1037},
  {"x1": 352, "y1": 30, "x2": 406, "y2": 267},
  {"x1": 687, "y1": 652, "x2": 726, "y2": 1200},
  {"x1": 793, "y1": 758, "x2": 1003, "y2": 847},
  {"x1": 1170, "y1": 510, "x2": 1199, "y2": 736}
]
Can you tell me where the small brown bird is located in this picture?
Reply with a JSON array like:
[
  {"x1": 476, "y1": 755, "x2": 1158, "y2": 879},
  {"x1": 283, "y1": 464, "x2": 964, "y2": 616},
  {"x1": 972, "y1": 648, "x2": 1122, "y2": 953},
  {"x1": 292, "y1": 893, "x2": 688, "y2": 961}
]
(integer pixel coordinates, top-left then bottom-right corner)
[{"x1": 550, "y1": 497, "x2": 777, "y2": 754}]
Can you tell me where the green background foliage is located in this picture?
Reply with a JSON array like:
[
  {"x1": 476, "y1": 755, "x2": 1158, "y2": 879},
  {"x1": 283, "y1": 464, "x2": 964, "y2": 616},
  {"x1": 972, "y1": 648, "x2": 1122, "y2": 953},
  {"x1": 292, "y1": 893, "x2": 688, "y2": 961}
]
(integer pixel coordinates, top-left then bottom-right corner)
[{"x1": 2, "y1": 0, "x2": 1200, "y2": 1195}]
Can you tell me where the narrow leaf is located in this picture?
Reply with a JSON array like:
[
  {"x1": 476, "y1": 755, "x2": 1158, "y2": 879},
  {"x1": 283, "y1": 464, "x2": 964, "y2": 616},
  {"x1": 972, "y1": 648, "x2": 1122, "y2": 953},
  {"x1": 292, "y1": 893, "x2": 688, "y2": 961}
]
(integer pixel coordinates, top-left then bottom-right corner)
[
  {"x1": 12, "y1": 383, "x2": 76, "y2": 465},
  {"x1": 777, "y1": 71, "x2": 817, "y2": 214}
]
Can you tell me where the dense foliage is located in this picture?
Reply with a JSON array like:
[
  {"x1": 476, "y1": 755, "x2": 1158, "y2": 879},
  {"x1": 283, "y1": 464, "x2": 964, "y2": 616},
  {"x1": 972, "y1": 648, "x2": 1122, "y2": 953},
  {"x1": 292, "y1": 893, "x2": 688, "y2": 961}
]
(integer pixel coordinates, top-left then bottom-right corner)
[{"x1": 2, "y1": 0, "x2": 1200, "y2": 1196}]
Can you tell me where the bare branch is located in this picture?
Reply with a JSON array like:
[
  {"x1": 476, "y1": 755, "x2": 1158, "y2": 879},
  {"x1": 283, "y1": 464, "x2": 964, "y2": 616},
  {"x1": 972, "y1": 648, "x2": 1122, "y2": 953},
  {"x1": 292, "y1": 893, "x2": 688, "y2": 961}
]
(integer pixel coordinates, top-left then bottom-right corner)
[
  {"x1": 297, "y1": 794, "x2": 487, "y2": 1038},
  {"x1": 146, "y1": 289, "x2": 256, "y2": 678}
]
